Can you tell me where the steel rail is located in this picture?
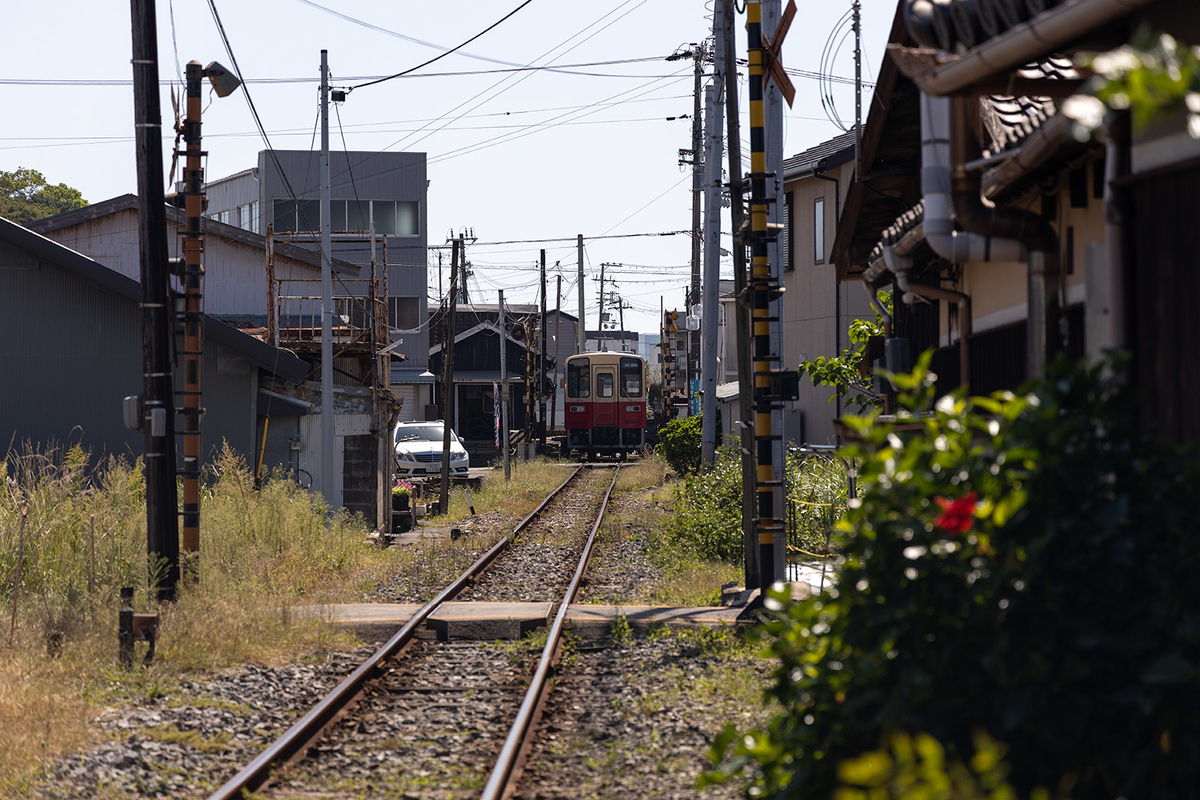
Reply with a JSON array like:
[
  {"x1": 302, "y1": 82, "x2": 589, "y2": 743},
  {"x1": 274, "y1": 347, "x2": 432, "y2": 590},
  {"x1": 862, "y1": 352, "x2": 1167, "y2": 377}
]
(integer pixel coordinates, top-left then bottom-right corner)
[
  {"x1": 207, "y1": 465, "x2": 584, "y2": 800},
  {"x1": 481, "y1": 464, "x2": 622, "y2": 800}
]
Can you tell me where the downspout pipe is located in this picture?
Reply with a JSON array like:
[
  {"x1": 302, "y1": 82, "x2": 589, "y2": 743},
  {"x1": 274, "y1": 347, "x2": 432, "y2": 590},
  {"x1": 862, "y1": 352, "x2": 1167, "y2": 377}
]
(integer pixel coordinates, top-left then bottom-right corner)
[
  {"x1": 1103, "y1": 110, "x2": 1130, "y2": 353},
  {"x1": 920, "y1": 92, "x2": 1061, "y2": 379}
]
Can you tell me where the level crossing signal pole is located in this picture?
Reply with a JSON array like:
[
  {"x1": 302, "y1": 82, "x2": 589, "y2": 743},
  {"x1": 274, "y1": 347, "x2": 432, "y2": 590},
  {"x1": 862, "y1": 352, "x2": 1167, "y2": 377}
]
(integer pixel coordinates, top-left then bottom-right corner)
[
  {"x1": 179, "y1": 61, "x2": 206, "y2": 576},
  {"x1": 747, "y1": 0, "x2": 796, "y2": 591}
]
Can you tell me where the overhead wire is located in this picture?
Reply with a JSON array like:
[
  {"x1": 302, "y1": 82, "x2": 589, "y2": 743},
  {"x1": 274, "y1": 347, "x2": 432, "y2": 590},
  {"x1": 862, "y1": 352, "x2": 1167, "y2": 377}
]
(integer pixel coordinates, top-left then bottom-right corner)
[
  {"x1": 347, "y1": 0, "x2": 535, "y2": 92},
  {"x1": 294, "y1": 0, "x2": 674, "y2": 80}
]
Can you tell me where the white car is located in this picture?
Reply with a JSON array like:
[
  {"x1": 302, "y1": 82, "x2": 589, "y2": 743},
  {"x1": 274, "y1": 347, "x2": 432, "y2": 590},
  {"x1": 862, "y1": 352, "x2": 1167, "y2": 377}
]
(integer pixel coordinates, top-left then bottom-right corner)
[{"x1": 394, "y1": 421, "x2": 470, "y2": 477}]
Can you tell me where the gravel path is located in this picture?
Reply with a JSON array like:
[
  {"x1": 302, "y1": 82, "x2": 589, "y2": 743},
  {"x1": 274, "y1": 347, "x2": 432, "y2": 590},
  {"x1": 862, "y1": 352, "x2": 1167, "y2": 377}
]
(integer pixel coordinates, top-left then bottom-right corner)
[
  {"x1": 40, "y1": 648, "x2": 373, "y2": 799},
  {"x1": 516, "y1": 632, "x2": 766, "y2": 800}
]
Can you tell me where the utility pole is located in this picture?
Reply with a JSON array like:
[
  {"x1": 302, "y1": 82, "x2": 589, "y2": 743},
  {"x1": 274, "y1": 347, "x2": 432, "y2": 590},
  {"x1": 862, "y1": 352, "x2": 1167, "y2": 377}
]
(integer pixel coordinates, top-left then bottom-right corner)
[
  {"x1": 689, "y1": 44, "x2": 705, "y2": 416},
  {"x1": 576, "y1": 234, "x2": 585, "y2": 353},
  {"x1": 499, "y1": 289, "x2": 510, "y2": 481},
  {"x1": 539, "y1": 249, "x2": 547, "y2": 450},
  {"x1": 701, "y1": 55, "x2": 724, "y2": 465},
  {"x1": 723, "y1": 0, "x2": 759, "y2": 587},
  {"x1": 439, "y1": 236, "x2": 461, "y2": 513},
  {"x1": 320, "y1": 49, "x2": 335, "y2": 508},
  {"x1": 853, "y1": 0, "x2": 863, "y2": 181},
  {"x1": 179, "y1": 60, "x2": 205, "y2": 573},
  {"x1": 598, "y1": 262, "x2": 606, "y2": 352},
  {"x1": 131, "y1": 0, "x2": 179, "y2": 601},
  {"x1": 552, "y1": 274, "x2": 562, "y2": 431},
  {"x1": 437, "y1": 249, "x2": 443, "y2": 302}
]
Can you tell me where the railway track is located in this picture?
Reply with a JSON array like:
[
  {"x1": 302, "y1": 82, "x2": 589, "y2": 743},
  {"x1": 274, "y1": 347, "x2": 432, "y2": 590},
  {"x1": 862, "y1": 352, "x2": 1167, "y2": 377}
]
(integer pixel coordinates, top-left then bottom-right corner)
[{"x1": 208, "y1": 464, "x2": 621, "y2": 800}]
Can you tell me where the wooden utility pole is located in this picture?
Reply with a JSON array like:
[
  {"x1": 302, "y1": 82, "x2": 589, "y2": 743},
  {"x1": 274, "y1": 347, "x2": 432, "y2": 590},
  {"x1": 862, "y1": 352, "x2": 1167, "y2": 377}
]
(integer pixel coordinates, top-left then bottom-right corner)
[
  {"x1": 539, "y1": 250, "x2": 547, "y2": 450},
  {"x1": 439, "y1": 236, "x2": 461, "y2": 514},
  {"x1": 131, "y1": 0, "x2": 180, "y2": 601},
  {"x1": 576, "y1": 234, "x2": 585, "y2": 353},
  {"x1": 722, "y1": 0, "x2": 760, "y2": 587}
]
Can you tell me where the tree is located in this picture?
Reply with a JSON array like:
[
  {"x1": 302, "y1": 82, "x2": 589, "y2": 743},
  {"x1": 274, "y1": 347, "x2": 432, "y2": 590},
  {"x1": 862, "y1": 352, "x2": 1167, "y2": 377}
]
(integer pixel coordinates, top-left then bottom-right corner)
[
  {"x1": 0, "y1": 167, "x2": 88, "y2": 224},
  {"x1": 799, "y1": 290, "x2": 891, "y2": 413}
]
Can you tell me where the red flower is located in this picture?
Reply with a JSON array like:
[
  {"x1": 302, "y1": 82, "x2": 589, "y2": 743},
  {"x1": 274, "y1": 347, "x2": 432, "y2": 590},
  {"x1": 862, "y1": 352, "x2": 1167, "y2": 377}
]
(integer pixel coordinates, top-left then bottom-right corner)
[{"x1": 933, "y1": 492, "x2": 977, "y2": 536}]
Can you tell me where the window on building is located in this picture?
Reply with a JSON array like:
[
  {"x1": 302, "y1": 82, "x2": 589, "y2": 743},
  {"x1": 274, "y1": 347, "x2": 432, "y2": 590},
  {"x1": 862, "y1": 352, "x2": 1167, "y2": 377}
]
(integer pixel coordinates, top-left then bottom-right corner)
[
  {"x1": 271, "y1": 199, "x2": 418, "y2": 236},
  {"x1": 567, "y1": 360, "x2": 591, "y2": 398},
  {"x1": 389, "y1": 297, "x2": 420, "y2": 331},
  {"x1": 620, "y1": 357, "x2": 643, "y2": 397},
  {"x1": 597, "y1": 372, "x2": 614, "y2": 398},
  {"x1": 814, "y1": 197, "x2": 825, "y2": 264}
]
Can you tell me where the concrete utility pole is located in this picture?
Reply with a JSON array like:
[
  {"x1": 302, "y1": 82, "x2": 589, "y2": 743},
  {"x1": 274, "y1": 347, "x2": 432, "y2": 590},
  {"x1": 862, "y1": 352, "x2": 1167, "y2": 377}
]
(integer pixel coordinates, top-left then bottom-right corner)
[
  {"x1": 597, "y1": 262, "x2": 606, "y2": 352},
  {"x1": 577, "y1": 234, "x2": 585, "y2": 354},
  {"x1": 439, "y1": 236, "x2": 461, "y2": 513},
  {"x1": 320, "y1": 49, "x2": 336, "y2": 508},
  {"x1": 721, "y1": 0, "x2": 759, "y2": 586},
  {"x1": 131, "y1": 0, "x2": 180, "y2": 601},
  {"x1": 701, "y1": 56, "x2": 725, "y2": 465},
  {"x1": 689, "y1": 45, "x2": 705, "y2": 415},
  {"x1": 552, "y1": 274, "x2": 562, "y2": 431},
  {"x1": 499, "y1": 289, "x2": 510, "y2": 481}
]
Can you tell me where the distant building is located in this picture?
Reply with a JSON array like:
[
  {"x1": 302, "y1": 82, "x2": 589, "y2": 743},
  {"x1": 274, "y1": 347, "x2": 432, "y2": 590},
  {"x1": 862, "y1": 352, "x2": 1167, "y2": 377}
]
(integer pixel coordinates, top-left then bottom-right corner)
[{"x1": 204, "y1": 150, "x2": 433, "y2": 419}]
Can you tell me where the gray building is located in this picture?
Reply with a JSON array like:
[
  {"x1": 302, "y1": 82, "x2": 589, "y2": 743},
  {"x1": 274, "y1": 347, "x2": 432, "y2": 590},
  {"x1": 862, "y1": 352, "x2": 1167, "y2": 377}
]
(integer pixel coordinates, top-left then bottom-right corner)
[
  {"x1": 205, "y1": 150, "x2": 432, "y2": 419},
  {"x1": 0, "y1": 217, "x2": 307, "y2": 467}
]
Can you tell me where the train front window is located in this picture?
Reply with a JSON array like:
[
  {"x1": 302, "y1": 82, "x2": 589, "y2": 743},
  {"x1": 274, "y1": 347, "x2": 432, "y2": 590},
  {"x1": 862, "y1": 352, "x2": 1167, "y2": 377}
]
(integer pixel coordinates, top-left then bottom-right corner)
[
  {"x1": 567, "y1": 361, "x2": 590, "y2": 398},
  {"x1": 597, "y1": 372, "x2": 614, "y2": 398},
  {"x1": 620, "y1": 358, "x2": 643, "y2": 397}
]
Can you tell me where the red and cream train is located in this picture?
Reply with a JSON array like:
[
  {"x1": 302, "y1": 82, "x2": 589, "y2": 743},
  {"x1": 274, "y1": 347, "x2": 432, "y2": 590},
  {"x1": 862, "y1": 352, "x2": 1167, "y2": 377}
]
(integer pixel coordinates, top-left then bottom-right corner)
[{"x1": 563, "y1": 351, "x2": 647, "y2": 458}]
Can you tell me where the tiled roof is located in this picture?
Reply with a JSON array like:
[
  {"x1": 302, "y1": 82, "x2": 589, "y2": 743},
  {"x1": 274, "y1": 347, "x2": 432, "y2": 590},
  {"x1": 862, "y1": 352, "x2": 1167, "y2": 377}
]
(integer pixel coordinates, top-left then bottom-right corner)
[
  {"x1": 783, "y1": 130, "x2": 857, "y2": 177},
  {"x1": 867, "y1": 200, "x2": 925, "y2": 267},
  {"x1": 981, "y1": 58, "x2": 1077, "y2": 155}
]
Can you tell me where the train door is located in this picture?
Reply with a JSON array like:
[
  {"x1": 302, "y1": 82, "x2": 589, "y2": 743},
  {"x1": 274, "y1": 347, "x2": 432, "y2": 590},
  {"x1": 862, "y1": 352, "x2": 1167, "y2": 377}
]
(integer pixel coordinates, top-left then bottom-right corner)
[
  {"x1": 617, "y1": 357, "x2": 645, "y2": 447},
  {"x1": 593, "y1": 363, "x2": 617, "y2": 427},
  {"x1": 565, "y1": 357, "x2": 591, "y2": 450}
]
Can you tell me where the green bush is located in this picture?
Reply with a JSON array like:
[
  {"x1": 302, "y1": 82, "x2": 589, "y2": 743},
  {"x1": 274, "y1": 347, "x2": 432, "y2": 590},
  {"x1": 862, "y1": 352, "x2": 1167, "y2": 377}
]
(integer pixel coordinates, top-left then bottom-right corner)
[
  {"x1": 663, "y1": 445, "x2": 743, "y2": 563},
  {"x1": 658, "y1": 415, "x2": 704, "y2": 476},
  {"x1": 706, "y1": 355, "x2": 1200, "y2": 798}
]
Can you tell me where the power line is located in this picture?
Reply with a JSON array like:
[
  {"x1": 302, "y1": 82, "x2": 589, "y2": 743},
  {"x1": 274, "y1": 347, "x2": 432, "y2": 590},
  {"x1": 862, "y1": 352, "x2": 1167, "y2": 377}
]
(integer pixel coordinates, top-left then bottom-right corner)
[
  {"x1": 294, "y1": 0, "x2": 675, "y2": 80},
  {"x1": 349, "y1": 0, "x2": 535, "y2": 92}
]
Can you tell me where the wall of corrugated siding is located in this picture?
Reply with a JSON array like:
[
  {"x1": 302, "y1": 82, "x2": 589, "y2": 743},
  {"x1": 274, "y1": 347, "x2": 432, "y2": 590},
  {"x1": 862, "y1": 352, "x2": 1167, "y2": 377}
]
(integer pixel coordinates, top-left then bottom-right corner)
[
  {"x1": 0, "y1": 246, "x2": 260, "y2": 468},
  {"x1": 205, "y1": 170, "x2": 259, "y2": 215}
]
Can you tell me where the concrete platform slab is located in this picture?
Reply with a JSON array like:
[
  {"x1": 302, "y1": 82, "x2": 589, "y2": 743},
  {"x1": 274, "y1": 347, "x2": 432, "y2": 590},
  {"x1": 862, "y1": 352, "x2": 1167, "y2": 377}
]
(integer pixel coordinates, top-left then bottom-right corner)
[
  {"x1": 564, "y1": 605, "x2": 744, "y2": 637},
  {"x1": 317, "y1": 602, "x2": 552, "y2": 642}
]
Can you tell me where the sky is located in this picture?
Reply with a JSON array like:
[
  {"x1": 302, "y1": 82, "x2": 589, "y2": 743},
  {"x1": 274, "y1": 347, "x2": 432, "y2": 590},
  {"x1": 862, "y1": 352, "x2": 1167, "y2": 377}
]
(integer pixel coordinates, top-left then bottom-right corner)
[{"x1": 2, "y1": 0, "x2": 895, "y2": 336}]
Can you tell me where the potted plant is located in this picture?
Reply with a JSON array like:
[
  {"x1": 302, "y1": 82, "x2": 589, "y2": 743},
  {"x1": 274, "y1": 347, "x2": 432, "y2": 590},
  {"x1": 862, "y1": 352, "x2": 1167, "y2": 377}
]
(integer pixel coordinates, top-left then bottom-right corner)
[{"x1": 392, "y1": 480, "x2": 414, "y2": 512}]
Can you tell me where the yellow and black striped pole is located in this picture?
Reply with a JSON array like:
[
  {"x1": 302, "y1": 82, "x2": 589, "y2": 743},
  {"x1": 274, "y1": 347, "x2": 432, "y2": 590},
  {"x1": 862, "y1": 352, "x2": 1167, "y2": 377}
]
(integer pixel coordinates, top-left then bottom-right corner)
[
  {"x1": 748, "y1": 1, "x2": 784, "y2": 590},
  {"x1": 180, "y1": 60, "x2": 205, "y2": 576}
]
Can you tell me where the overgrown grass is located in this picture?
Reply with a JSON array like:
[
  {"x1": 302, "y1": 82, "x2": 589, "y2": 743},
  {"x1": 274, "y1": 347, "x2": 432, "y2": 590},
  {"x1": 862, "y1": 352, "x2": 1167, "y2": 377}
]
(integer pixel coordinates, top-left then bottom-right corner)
[
  {"x1": 430, "y1": 457, "x2": 576, "y2": 525},
  {"x1": 0, "y1": 442, "x2": 380, "y2": 796}
]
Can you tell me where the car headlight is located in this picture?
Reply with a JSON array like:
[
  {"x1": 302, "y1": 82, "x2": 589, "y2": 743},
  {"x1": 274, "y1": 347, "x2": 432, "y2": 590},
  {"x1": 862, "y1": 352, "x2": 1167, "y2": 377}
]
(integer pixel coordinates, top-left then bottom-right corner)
[{"x1": 396, "y1": 450, "x2": 417, "y2": 461}]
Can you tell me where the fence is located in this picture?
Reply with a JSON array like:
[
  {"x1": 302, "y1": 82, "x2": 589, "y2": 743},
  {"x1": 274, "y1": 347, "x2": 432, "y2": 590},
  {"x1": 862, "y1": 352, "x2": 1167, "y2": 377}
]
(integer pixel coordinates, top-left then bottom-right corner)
[{"x1": 785, "y1": 444, "x2": 857, "y2": 560}]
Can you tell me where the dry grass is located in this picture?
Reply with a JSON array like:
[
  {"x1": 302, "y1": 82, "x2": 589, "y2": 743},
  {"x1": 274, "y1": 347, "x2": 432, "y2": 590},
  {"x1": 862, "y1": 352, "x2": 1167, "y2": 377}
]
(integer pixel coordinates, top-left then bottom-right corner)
[
  {"x1": 0, "y1": 442, "x2": 384, "y2": 795},
  {"x1": 431, "y1": 458, "x2": 576, "y2": 525}
]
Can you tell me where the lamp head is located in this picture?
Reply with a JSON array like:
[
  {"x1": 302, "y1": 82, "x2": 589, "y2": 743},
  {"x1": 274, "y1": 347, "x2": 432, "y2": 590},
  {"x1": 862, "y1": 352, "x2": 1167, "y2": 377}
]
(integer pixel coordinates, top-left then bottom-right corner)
[{"x1": 204, "y1": 61, "x2": 241, "y2": 98}]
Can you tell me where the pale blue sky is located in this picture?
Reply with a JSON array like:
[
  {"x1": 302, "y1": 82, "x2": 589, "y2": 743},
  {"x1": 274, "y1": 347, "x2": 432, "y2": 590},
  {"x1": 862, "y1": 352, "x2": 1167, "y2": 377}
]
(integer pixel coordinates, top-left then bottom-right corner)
[{"x1": 1, "y1": 0, "x2": 895, "y2": 333}]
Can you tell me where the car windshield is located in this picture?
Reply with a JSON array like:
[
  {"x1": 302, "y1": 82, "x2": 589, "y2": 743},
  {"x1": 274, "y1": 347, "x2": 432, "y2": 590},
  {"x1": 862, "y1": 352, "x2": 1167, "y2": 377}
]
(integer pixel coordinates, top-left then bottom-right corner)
[{"x1": 395, "y1": 424, "x2": 457, "y2": 443}]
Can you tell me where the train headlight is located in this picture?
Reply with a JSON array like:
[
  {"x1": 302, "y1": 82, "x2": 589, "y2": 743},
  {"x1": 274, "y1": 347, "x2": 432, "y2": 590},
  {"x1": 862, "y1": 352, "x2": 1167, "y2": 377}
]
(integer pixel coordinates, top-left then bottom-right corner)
[
  {"x1": 625, "y1": 405, "x2": 641, "y2": 412},
  {"x1": 569, "y1": 405, "x2": 585, "y2": 413}
]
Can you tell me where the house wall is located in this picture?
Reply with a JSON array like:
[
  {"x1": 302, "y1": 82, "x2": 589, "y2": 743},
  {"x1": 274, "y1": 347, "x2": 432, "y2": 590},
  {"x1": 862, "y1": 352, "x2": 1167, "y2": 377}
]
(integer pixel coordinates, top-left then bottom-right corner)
[
  {"x1": 39, "y1": 206, "x2": 334, "y2": 323},
  {"x1": 782, "y1": 160, "x2": 873, "y2": 445}
]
